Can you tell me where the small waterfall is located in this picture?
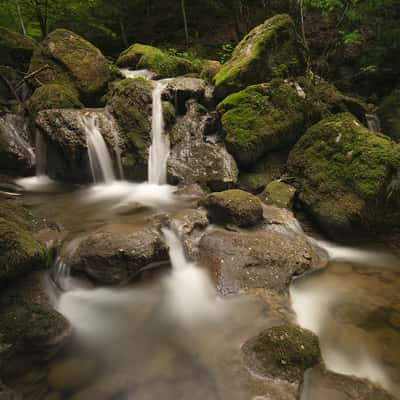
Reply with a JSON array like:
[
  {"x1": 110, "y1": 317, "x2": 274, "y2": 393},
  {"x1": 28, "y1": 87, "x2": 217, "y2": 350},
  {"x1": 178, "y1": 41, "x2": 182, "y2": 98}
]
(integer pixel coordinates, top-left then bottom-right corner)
[
  {"x1": 366, "y1": 113, "x2": 381, "y2": 132},
  {"x1": 148, "y1": 81, "x2": 170, "y2": 184},
  {"x1": 80, "y1": 114, "x2": 116, "y2": 183},
  {"x1": 52, "y1": 257, "x2": 71, "y2": 290}
]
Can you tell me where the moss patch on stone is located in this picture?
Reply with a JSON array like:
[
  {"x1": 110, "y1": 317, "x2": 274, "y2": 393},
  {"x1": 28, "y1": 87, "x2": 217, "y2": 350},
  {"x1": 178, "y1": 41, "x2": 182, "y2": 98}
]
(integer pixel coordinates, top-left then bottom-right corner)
[
  {"x1": 214, "y1": 14, "x2": 304, "y2": 100},
  {"x1": 245, "y1": 325, "x2": 321, "y2": 382},
  {"x1": 261, "y1": 180, "x2": 296, "y2": 209},
  {"x1": 288, "y1": 112, "x2": 400, "y2": 235},
  {"x1": 28, "y1": 83, "x2": 83, "y2": 117},
  {"x1": 116, "y1": 43, "x2": 199, "y2": 79},
  {"x1": 203, "y1": 189, "x2": 263, "y2": 227}
]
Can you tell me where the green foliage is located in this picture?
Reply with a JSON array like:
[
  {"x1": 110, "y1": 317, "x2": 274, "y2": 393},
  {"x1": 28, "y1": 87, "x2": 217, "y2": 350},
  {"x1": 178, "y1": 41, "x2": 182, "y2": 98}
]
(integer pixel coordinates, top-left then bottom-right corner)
[{"x1": 217, "y1": 43, "x2": 234, "y2": 64}]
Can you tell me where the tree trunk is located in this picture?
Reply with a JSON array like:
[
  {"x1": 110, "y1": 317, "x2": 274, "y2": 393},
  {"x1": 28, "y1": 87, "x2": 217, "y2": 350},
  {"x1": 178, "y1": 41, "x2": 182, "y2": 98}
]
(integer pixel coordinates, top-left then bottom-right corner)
[
  {"x1": 181, "y1": 0, "x2": 189, "y2": 47},
  {"x1": 15, "y1": 0, "x2": 26, "y2": 35},
  {"x1": 119, "y1": 20, "x2": 128, "y2": 48}
]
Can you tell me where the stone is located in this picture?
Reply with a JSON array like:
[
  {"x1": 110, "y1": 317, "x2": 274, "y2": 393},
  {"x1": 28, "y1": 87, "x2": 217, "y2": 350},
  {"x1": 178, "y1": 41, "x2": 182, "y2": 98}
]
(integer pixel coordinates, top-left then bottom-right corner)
[{"x1": 261, "y1": 180, "x2": 296, "y2": 209}]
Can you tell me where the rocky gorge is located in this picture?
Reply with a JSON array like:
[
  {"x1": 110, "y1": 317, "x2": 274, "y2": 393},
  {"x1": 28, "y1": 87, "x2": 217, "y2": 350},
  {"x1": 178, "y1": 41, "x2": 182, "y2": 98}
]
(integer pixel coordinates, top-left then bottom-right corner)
[{"x1": 0, "y1": 11, "x2": 400, "y2": 400}]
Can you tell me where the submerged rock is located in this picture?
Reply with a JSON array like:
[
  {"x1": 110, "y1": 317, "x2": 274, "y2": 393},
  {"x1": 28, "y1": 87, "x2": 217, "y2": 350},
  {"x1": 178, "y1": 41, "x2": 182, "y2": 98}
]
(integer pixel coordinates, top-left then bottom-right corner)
[
  {"x1": 28, "y1": 83, "x2": 83, "y2": 118},
  {"x1": 68, "y1": 223, "x2": 169, "y2": 285},
  {"x1": 167, "y1": 100, "x2": 238, "y2": 190},
  {"x1": 214, "y1": 14, "x2": 304, "y2": 100},
  {"x1": 379, "y1": 88, "x2": 400, "y2": 142},
  {"x1": 28, "y1": 29, "x2": 111, "y2": 103},
  {"x1": 202, "y1": 189, "x2": 263, "y2": 227},
  {"x1": 261, "y1": 180, "x2": 296, "y2": 209},
  {"x1": 105, "y1": 77, "x2": 153, "y2": 180},
  {"x1": 0, "y1": 27, "x2": 37, "y2": 71},
  {"x1": 0, "y1": 273, "x2": 71, "y2": 377},
  {"x1": 288, "y1": 112, "x2": 400, "y2": 237},
  {"x1": 116, "y1": 43, "x2": 199, "y2": 79},
  {"x1": 35, "y1": 108, "x2": 119, "y2": 183},
  {"x1": 0, "y1": 113, "x2": 35, "y2": 176},
  {"x1": 242, "y1": 324, "x2": 321, "y2": 382}
]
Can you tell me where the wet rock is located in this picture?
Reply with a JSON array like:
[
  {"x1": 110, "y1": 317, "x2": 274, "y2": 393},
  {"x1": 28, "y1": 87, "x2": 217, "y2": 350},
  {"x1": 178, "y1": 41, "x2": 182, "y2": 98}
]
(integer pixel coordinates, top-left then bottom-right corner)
[
  {"x1": 202, "y1": 189, "x2": 263, "y2": 227},
  {"x1": 36, "y1": 108, "x2": 119, "y2": 183},
  {"x1": 28, "y1": 29, "x2": 111, "y2": 103},
  {"x1": 0, "y1": 273, "x2": 71, "y2": 377},
  {"x1": 288, "y1": 112, "x2": 400, "y2": 237},
  {"x1": 116, "y1": 43, "x2": 199, "y2": 79},
  {"x1": 0, "y1": 113, "x2": 35, "y2": 176},
  {"x1": 302, "y1": 364, "x2": 396, "y2": 400},
  {"x1": 68, "y1": 223, "x2": 169, "y2": 285},
  {"x1": 261, "y1": 180, "x2": 296, "y2": 209},
  {"x1": 214, "y1": 14, "x2": 304, "y2": 100},
  {"x1": 0, "y1": 27, "x2": 37, "y2": 71},
  {"x1": 164, "y1": 77, "x2": 207, "y2": 114},
  {"x1": 105, "y1": 77, "x2": 153, "y2": 180},
  {"x1": 167, "y1": 100, "x2": 238, "y2": 190},
  {"x1": 197, "y1": 222, "x2": 315, "y2": 294},
  {"x1": 242, "y1": 324, "x2": 321, "y2": 382}
]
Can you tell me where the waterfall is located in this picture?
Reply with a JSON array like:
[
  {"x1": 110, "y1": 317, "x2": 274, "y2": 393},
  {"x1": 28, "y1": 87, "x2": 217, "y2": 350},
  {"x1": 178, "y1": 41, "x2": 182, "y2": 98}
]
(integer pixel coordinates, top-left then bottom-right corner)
[
  {"x1": 148, "y1": 81, "x2": 170, "y2": 184},
  {"x1": 80, "y1": 114, "x2": 116, "y2": 183},
  {"x1": 120, "y1": 68, "x2": 155, "y2": 80},
  {"x1": 366, "y1": 113, "x2": 381, "y2": 132}
]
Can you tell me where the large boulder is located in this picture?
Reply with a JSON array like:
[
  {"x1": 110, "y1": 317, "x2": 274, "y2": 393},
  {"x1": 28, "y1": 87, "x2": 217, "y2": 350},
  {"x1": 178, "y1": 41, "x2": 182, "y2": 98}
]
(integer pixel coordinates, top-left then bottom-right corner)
[
  {"x1": 242, "y1": 324, "x2": 321, "y2": 382},
  {"x1": 217, "y1": 79, "x2": 321, "y2": 167},
  {"x1": 0, "y1": 200, "x2": 48, "y2": 287},
  {"x1": 68, "y1": 223, "x2": 169, "y2": 285},
  {"x1": 28, "y1": 29, "x2": 111, "y2": 103},
  {"x1": 105, "y1": 77, "x2": 153, "y2": 180},
  {"x1": 214, "y1": 14, "x2": 304, "y2": 100},
  {"x1": 35, "y1": 108, "x2": 120, "y2": 183},
  {"x1": 202, "y1": 189, "x2": 263, "y2": 227},
  {"x1": 379, "y1": 89, "x2": 400, "y2": 142},
  {"x1": 0, "y1": 27, "x2": 37, "y2": 71},
  {"x1": 167, "y1": 100, "x2": 238, "y2": 190},
  {"x1": 116, "y1": 43, "x2": 199, "y2": 79},
  {"x1": 288, "y1": 112, "x2": 400, "y2": 237},
  {"x1": 0, "y1": 113, "x2": 35, "y2": 175},
  {"x1": 28, "y1": 83, "x2": 83, "y2": 118},
  {"x1": 0, "y1": 273, "x2": 71, "y2": 377}
]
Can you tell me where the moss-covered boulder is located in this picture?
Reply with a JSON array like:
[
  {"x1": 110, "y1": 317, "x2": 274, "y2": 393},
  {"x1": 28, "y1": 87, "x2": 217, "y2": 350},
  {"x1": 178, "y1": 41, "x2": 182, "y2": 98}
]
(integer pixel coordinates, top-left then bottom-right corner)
[
  {"x1": 214, "y1": 14, "x2": 304, "y2": 100},
  {"x1": 0, "y1": 201, "x2": 48, "y2": 287},
  {"x1": 203, "y1": 189, "x2": 263, "y2": 227},
  {"x1": 0, "y1": 27, "x2": 37, "y2": 71},
  {"x1": 261, "y1": 180, "x2": 296, "y2": 209},
  {"x1": 242, "y1": 325, "x2": 321, "y2": 382},
  {"x1": 28, "y1": 29, "x2": 111, "y2": 103},
  {"x1": 116, "y1": 43, "x2": 199, "y2": 79},
  {"x1": 105, "y1": 77, "x2": 153, "y2": 180},
  {"x1": 217, "y1": 80, "x2": 321, "y2": 167},
  {"x1": 288, "y1": 113, "x2": 400, "y2": 236},
  {"x1": 28, "y1": 83, "x2": 83, "y2": 118},
  {"x1": 379, "y1": 89, "x2": 400, "y2": 142}
]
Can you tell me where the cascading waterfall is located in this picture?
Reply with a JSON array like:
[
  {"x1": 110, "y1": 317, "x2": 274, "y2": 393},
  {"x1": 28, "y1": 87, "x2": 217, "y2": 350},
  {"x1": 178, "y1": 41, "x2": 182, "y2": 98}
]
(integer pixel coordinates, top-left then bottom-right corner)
[
  {"x1": 80, "y1": 114, "x2": 116, "y2": 183},
  {"x1": 148, "y1": 81, "x2": 170, "y2": 184}
]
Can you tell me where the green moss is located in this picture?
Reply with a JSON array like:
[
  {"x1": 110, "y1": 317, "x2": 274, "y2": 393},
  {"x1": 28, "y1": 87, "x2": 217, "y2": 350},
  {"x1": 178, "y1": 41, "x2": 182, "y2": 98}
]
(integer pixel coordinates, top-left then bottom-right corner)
[
  {"x1": 214, "y1": 14, "x2": 304, "y2": 100},
  {"x1": 0, "y1": 27, "x2": 37, "y2": 71},
  {"x1": 116, "y1": 43, "x2": 199, "y2": 79},
  {"x1": 379, "y1": 89, "x2": 400, "y2": 142},
  {"x1": 288, "y1": 112, "x2": 400, "y2": 233},
  {"x1": 261, "y1": 180, "x2": 296, "y2": 209},
  {"x1": 250, "y1": 325, "x2": 321, "y2": 382},
  {"x1": 28, "y1": 83, "x2": 83, "y2": 117},
  {"x1": 0, "y1": 200, "x2": 44, "y2": 233}
]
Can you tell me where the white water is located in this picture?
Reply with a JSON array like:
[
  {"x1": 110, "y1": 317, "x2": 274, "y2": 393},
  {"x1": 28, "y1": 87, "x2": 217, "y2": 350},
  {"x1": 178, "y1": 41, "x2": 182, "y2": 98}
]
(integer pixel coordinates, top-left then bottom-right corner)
[
  {"x1": 80, "y1": 114, "x2": 116, "y2": 183},
  {"x1": 120, "y1": 68, "x2": 155, "y2": 80},
  {"x1": 148, "y1": 81, "x2": 170, "y2": 184}
]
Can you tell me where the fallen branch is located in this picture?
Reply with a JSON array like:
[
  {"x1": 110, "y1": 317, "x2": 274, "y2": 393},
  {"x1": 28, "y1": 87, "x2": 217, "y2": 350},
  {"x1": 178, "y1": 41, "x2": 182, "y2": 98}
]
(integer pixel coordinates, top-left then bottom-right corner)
[{"x1": 16, "y1": 64, "x2": 50, "y2": 89}]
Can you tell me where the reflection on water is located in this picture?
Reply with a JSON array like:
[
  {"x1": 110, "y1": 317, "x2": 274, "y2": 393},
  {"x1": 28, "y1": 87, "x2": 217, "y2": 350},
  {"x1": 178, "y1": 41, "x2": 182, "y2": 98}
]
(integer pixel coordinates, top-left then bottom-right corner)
[{"x1": 291, "y1": 241, "x2": 400, "y2": 398}]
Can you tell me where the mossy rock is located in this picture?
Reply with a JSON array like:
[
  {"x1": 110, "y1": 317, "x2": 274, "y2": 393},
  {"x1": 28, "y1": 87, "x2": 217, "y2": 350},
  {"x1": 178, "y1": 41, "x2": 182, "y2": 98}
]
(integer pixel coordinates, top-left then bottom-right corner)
[
  {"x1": 116, "y1": 43, "x2": 199, "y2": 79},
  {"x1": 28, "y1": 29, "x2": 111, "y2": 103},
  {"x1": 379, "y1": 89, "x2": 400, "y2": 142},
  {"x1": 105, "y1": 77, "x2": 153, "y2": 180},
  {"x1": 217, "y1": 80, "x2": 321, "y2": 167},
  {"x1": 288, "y1": 112, "x2": 400, "y2": 236},
  {"x1": 203, "y1": 189, "x2": 263, "y2": 227},
  {"x1": 28, "y1": 83, "x2": 83, "y2": 118},
  {"x1": 243, "y1": 324, "x2": 321, "y2": 382},
  {"x1": 200, "y1": 60, "x2": 221, "y2": 83},
  {"x1": 0, "y1": 27, "x2": 37, "y2": 71},
  {"x1": 261, "y1": 180, "x2": 296, "y2": 209},
  {"x1": 214, "y1": 14, "x2": 304, "y2": 100}
]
